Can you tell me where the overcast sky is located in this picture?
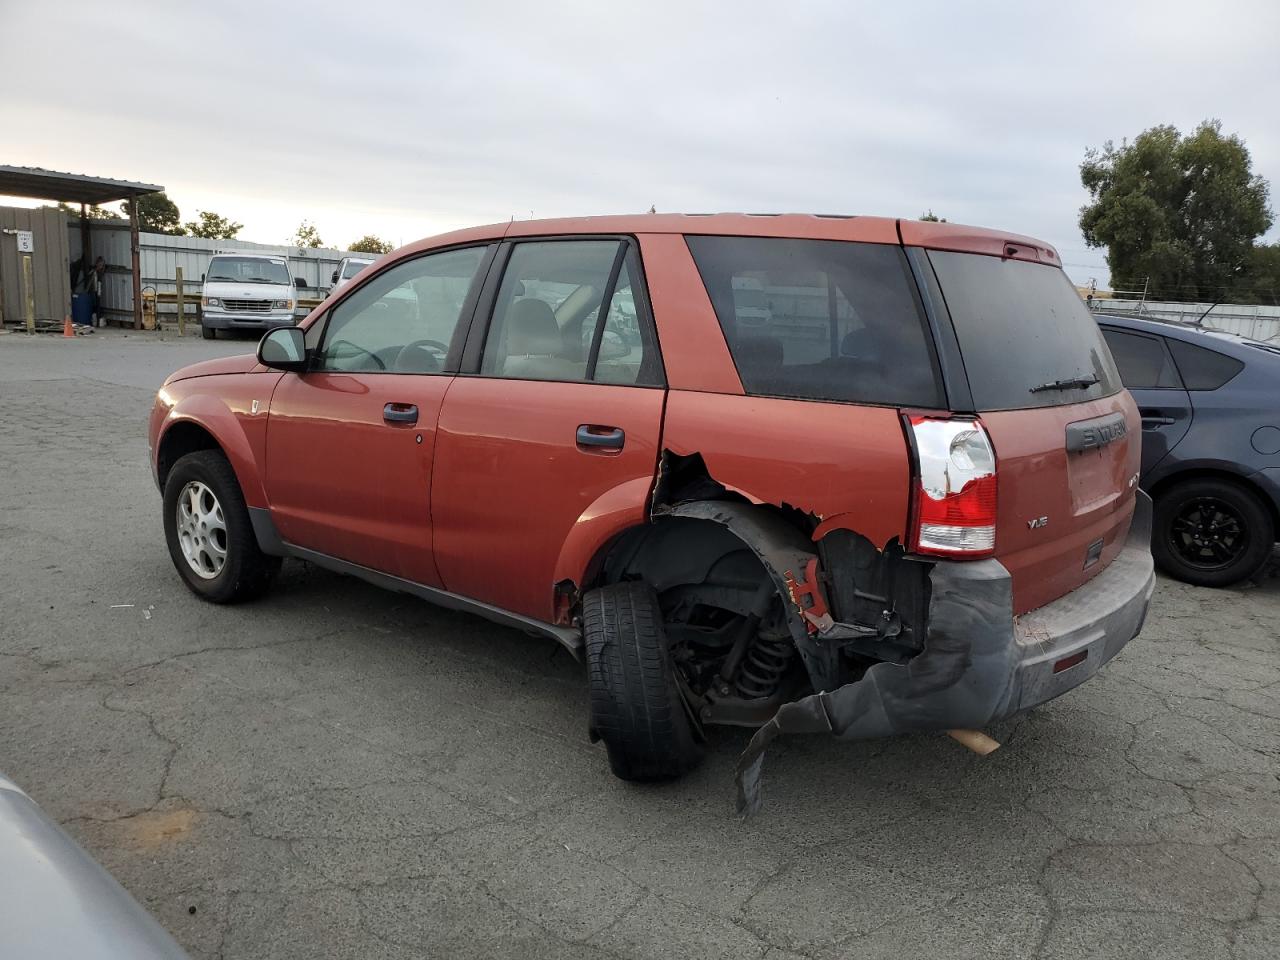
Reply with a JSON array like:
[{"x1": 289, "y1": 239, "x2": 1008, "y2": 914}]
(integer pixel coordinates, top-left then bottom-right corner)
[{"x1": 2, "y1": 0, "x2": 1277, "y2": 286}]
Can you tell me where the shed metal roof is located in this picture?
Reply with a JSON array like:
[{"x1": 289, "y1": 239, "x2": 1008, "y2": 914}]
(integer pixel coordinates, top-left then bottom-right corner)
[{"x1": 0, "y1": 165, "x2": 164, "y2": 205}]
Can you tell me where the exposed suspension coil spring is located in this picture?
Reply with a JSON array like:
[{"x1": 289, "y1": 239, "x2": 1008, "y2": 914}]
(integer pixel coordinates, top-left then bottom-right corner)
[{"x1": 735, "y1": 631, "x2": 795, "y2": 700}]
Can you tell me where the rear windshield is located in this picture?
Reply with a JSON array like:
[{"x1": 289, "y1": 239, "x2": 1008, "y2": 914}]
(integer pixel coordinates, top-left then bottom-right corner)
[
  {"x1": 929, "y1": 251, "x2": 1121, "y2": 411},
  {"x1": 686, "y1": 236, "x2": 942, "y2": 407}
]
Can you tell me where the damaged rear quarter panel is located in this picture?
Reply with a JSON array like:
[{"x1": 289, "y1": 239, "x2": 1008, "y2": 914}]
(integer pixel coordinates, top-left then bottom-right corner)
[{"x1": 659, "y1": 389, "x2": 914, "y2": 550}]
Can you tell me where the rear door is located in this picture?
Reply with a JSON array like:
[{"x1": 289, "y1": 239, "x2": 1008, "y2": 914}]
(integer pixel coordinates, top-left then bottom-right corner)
[
  {"x1": 1099, "y1": 325, "x2": 1193, "y2": 476},
  {"x1": 431, "y1": 237, "x2": 666, "y2": 622},
  {"x1": 927, "y1": 250, "x2": 1140, "y2": 615}
]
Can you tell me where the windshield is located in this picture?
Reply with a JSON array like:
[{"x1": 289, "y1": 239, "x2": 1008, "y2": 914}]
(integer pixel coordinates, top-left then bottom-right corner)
[
  {"x1": 207, "y1": 256, "x2": 291, "y2": 285},
  {"x1": 342, "y1": 260, "x2": 373, "y2": 280},
  {"x1": 929, "y1": 251, "x2": 1122, "y2": 410}
]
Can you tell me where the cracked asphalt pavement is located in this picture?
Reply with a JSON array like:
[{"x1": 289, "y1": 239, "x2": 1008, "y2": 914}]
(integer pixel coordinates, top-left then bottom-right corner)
[{"x1": 2, "y1": 328, "x2": 1279, "y2": 959}]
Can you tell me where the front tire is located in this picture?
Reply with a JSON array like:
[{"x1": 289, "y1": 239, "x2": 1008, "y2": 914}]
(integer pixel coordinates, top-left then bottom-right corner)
[
  {"x1": 584, "y1": 581, "x2": 705, "y2": 782},
  {"x1": 163, "y1": 450, "x2": 280, "y2": 602},
  {"x1": 1152, "y1": 477, "x2": 1274, "y2": 587},
  {"x1": 201, "y1": 324, "x2": 216, "y2": 340}
]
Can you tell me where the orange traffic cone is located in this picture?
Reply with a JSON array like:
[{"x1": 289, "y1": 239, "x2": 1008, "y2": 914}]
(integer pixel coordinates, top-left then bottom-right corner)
[{"x1": 63, "y1": 315, "x2": 74, "y2": 338}]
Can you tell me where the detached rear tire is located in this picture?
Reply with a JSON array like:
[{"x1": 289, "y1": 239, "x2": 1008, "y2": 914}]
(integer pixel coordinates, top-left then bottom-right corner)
[
  {"x1": 163, "y1": 450, "x2": 280, "y2": 603},
  {"x1": 1152, "y1": 477, "x2": 1273, "y2": 587},
  {"x1": 584, "y1": 581, "x2": 704, "y2": 782}
]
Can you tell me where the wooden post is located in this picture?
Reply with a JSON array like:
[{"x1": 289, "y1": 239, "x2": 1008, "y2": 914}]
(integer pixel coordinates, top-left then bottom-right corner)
[
  {"x1": 175, "y1": 266, "x2": 185, "y2": 336},
  {"x1": 128, "y1": 191, "x2": 143, "y2": 330},
  {"x1": 22, "y1": 254, "x2": 35, "y2": 334},
  {"x1": 79, "y1": 202, "x2": 92, "y2": 283}
]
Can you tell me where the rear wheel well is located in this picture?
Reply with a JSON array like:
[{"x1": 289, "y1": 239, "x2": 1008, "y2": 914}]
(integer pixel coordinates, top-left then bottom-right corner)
[
  {"x1": 157, "y1": 422, "x2": 224, "y2": 491},
  {"x1": 1148, "y1": 468, "x2": 1279, "y2": 535}
]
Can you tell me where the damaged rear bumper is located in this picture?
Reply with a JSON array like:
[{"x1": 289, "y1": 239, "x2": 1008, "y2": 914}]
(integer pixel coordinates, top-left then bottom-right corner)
[{"x1": 737, "y1": 492, "x2": 1154, "y2": 811}]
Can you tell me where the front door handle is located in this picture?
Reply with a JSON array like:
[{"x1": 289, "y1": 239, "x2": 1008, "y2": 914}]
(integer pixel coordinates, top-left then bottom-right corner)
[
  {"x1": 576, "y1": 424, "x2": 625, "y2": 451},
  {"x1": 383, "y1": 402, "x2": 419, "y2": 425}
]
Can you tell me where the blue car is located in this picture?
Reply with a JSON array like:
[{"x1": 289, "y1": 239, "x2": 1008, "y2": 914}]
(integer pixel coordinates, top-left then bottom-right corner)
[{"x1": 1096, "y1": 313, "x2": 1280, "y2": 586}]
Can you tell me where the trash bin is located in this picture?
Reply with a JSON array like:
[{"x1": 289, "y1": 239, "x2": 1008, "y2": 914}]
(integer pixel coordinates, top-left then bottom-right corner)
[{"x1": 72, "y1": 293, "x2": 93, "y2": 326}]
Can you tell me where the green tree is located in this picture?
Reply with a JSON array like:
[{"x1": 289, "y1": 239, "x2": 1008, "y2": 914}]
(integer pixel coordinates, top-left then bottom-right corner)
[
  {"x1": 1236, "y1": 244, "x2": 1280, "y2": 306},
  {"x1": 347, "y1": 234, "x2": 393, "y2": 254},
  {"x1": 121, "y1": 191, "x2": 184, "y2": 235},
  {"x1": 292, "y1": 220, "x2": 324, "y2": 248},
  {"x1": 1080, "y1": 121, "x2": 1273, "y2": 300},
  {"x1": 919, "y1": 210, "x2": 947, "y2": 222},
  {"x1": 184, "y1": 210, "x2": 243, "y2": 239}
]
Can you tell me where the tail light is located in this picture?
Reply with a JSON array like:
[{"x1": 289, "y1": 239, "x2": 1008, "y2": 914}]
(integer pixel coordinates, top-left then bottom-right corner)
[{"x1": 907, "y1": 415, "x2": 997, "y2": 557}]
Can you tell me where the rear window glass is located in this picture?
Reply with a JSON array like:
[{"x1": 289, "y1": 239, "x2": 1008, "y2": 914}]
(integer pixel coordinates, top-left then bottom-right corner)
[
  {"x1": 1167, "y1": 338, "x2": 1245, "y2": 390},
  {"x1": 686, "y1": 236, "x2": 942, "y2": 407},
  {"x1": 1101, "y1": 328, "x2": 1182, "y2": 389},
  {"x1": 929, "y1": 251, "x2": 1122, "y2": 411}
]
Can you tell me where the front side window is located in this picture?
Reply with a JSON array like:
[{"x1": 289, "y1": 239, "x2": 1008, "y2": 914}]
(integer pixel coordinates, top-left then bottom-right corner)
[
  {"x1": 480, "y1": 240, "x2": 661, "y2": 385},
  {"x1": 1101, "y1": 328, "x2": 1183, "y2": 389},
  {"x1": 686, "y1": 236, "x2": 942, "y2": 406},
  {"x1": 315, "y1": 245, "x2": 487, "y2": 373},
  {"x1": 341, "y1": 259, "x2": 371, "y2": 280}
]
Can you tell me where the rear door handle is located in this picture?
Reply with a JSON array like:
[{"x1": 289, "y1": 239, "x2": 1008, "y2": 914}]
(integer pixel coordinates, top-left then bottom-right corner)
[
  {"x1": 1139, "y1": 409, "x2": 1176, "y2": 427},
  {"x1": 383, "y1": 402, "x2": 419, "y2": 425},
  {"x1": 576, "y1": 424, "x2": 625, "y2": 450}
]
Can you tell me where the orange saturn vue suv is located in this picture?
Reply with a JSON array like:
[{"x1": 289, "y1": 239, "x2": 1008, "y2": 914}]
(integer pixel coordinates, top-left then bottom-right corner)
[{"x1": 149, "y1": 214, "x2": 1154, "y2": 802}]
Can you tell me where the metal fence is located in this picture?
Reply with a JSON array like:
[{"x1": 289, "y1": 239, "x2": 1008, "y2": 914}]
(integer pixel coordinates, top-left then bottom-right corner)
[
  {"x1": 72, "y1": 219, "x2": 377, "y2": 321},
  {"x1": 1090, "y1": 298, "x2": 1280, "y2": 342}
]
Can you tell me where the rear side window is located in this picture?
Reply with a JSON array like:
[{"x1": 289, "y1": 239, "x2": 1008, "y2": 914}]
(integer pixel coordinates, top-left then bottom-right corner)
[
  {"x1": 1166, "y1": 338, "x2": 1245, "y2": 390},
  {"x1": 929, "y1": 251, "x2": 1122, "y2": 411},
  {"x1": 686, "y1": 236, "x2": 942, "y2": 407},
  {"x1": 1101, "y1": 329, "x2": 1182, "y2": 389},
  {"x1": 480, "y1": 240, "x2": 662, "y2": 386}
]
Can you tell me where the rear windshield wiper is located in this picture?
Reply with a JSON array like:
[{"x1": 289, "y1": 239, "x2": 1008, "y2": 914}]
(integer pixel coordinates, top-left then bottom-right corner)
[{"x1": 1029, "y1": 376, "x2": 1100, "y2": 394}]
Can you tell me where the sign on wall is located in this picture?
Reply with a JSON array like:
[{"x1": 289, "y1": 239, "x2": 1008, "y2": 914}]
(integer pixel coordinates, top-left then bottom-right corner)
[{"x1": 15, "y1": 230, "x2": 33, "y2": 252}]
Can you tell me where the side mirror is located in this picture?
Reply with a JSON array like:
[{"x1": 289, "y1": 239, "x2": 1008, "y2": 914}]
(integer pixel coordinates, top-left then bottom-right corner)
[
  {"x1": 201, "y1": 273, "x2": 206, "y2": 283},
  {"x1": 257, "y1": 326, "x2": 307, "y2": 372},
  {"x1": 330, "y1": 270, "x2": 339, "y2": 283},
  {"x1": 294, "y1": 276, "x2": 307, "y2": 290}
]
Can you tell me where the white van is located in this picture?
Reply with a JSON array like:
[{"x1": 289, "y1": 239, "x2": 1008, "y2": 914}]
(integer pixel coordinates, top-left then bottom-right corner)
[
  {"x1": 200, "y1": 253, "x2": 303, "y2": 340},
  {"x1": 330, "y1": 256, "x2": 375, "y2": 294}
]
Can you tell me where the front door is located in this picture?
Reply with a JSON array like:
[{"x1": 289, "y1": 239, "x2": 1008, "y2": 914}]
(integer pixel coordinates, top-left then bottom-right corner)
[
  {"x1": 263, "y1": 244, "x2": 493, "y2": 584},
  {"x1": 431, "y1": 238, "x2": 667, "y2": 621},
  {"x1": 1101, "y1": 326, "x2": 1193, "y2": 476}
]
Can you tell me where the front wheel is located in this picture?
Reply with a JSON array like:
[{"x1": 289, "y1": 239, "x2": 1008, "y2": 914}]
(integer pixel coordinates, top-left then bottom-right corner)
[
  {"x1": 201, "y1": 324, "x2": 216, "y2": 340},
  {"x1": 584, "y1": 581, "x2": 705, "y2": 782},
  {"x1": 1152, "y1": 477, "x2": 1274, "y2": 587},
  {"x1": 163, "y1": 450, "x2": 280, "y2": 602}
]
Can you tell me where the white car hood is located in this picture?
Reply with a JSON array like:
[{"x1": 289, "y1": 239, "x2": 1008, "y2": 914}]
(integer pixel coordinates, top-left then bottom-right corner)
[{"x1": 204, "y1": 281, "x2": 293, "y2": 299}]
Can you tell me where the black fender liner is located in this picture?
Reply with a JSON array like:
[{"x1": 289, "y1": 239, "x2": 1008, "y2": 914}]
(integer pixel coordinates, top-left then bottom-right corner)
[{"x1": 657, "y1": 500, "x2": 840, "y2": 692}]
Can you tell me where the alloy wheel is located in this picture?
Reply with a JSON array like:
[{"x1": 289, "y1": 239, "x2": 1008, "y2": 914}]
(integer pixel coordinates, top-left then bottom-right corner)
[
  {"x1": 1168, "y1": 496, "x2": 1248, "y2": 571},
  {"x1": 175, "y1": 480, "x2": 228, "y2": 579}
]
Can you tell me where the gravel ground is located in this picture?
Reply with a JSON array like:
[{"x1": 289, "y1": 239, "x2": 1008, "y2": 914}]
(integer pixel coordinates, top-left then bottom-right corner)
[{"x1": 2, "y1": 328, "x2": 1279, "y2": 959}]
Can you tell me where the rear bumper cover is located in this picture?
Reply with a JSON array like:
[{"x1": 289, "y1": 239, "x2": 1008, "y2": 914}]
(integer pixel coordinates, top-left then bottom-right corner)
[{"x1": 736, "y1": 492, "x2": 1154, "y2": 812}]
